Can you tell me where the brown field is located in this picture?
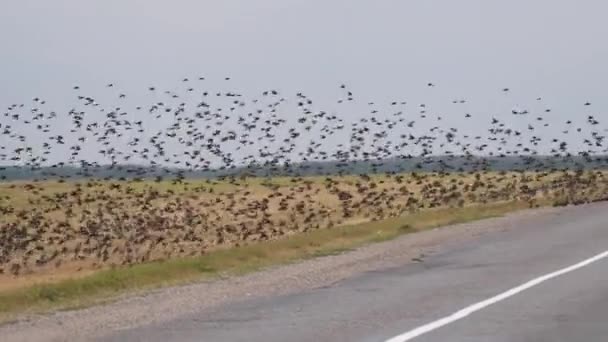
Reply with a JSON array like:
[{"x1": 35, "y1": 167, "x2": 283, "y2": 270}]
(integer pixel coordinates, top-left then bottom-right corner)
[{"x1": 1, "y1": 169, "x2": 607, "y2": 281}]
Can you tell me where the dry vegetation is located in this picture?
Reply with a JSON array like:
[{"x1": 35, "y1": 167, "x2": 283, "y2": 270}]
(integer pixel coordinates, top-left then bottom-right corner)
[{"x1": 1, "y1": 169, "x2": 607, "y2": 283}]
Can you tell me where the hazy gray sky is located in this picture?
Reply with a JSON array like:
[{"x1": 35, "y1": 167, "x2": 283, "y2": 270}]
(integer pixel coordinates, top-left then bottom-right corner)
[
  {"x1": 2, "y1": 0, "x2": 607, "y2": 97},
  {"x1": 1, "y1": 0, "x2": 607, "y2": 166}
]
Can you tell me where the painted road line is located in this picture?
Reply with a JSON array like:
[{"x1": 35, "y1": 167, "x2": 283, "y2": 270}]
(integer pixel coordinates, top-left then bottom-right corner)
[{"x1": 385, "y1": 249, "x2": 608, "y2": 342}]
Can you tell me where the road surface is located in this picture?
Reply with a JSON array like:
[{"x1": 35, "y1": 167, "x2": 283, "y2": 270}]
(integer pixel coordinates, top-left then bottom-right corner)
[{"x1": 3, "y1": 203, "x2": 608, "y2": 341}]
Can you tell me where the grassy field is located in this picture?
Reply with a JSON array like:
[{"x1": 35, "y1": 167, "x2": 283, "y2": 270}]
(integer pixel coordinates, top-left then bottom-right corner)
[{"x1": 0, "y1": 169, "x2": 607, "y2": 318}]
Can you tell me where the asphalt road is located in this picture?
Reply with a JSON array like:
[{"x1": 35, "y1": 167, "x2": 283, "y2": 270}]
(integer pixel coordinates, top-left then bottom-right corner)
[{"x1": 97, "y1": 202, "x2": 608, "y2": 342}]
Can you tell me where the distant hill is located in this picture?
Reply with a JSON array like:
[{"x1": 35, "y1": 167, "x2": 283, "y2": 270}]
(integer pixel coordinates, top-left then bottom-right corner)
[{"x1": 2, "y1": 154, "x2": 608, "y2": 182}]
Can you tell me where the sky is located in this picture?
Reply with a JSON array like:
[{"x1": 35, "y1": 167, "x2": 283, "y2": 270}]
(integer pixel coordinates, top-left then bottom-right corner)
[{"x1": 1, "y1": 0, "x2": 607, "y2": 167}]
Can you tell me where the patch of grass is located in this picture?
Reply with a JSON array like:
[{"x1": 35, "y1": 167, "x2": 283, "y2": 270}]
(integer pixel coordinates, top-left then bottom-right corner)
[{"x1": 0, "y1": 200, "x2": 529, "y2": 321}]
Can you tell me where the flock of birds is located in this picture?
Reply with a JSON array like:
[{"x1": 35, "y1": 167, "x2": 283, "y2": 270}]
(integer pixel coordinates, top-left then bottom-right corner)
[{"x1": 1, "y1": 78, "x2": 608, "y2": 277}]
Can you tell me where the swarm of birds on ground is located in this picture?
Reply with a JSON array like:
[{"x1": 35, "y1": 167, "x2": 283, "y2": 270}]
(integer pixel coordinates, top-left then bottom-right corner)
[{"x1": 1, "y1": 78, "x2": 608, "y2": 277}]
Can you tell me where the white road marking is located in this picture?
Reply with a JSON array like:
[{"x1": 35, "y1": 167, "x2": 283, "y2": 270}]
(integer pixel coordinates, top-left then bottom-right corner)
[{"x1": 385, "y1": 249, "x2": 608, "y2": 342}]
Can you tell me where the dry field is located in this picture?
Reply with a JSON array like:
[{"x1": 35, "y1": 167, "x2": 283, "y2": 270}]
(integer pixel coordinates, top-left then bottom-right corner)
[{"x1": 1, "y1": 169, "x2": 607, "y2": 283}]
